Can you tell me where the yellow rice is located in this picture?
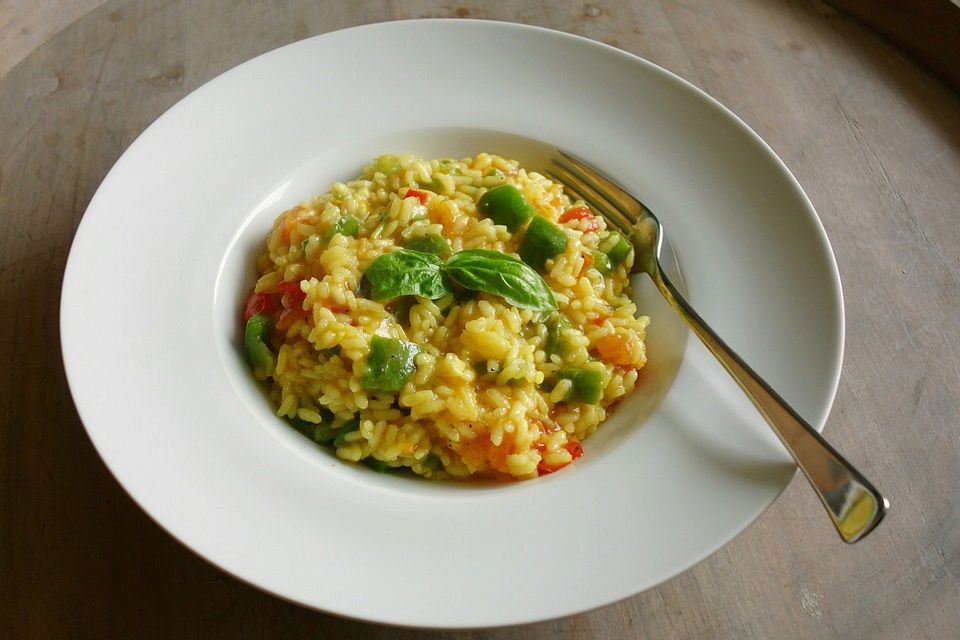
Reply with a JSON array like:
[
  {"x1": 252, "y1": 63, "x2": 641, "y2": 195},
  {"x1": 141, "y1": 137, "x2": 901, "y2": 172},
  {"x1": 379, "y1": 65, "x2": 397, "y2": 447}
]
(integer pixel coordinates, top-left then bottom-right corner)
[{"x1": 248, "y1": 153, "x2": 649, "y2": 479}]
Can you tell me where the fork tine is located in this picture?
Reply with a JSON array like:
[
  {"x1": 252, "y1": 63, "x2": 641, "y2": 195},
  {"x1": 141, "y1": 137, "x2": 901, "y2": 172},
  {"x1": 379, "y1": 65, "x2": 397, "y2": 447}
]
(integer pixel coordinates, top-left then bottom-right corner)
[
  {"x1": 550, "y1": 154, "x2": 644, "y2": 232},
  {"x1": 555, "y1": 150, "x2": 654, "y2": 224},
  {"x1": 544, "y1": 164, "x2": 635, "y2": 235}
]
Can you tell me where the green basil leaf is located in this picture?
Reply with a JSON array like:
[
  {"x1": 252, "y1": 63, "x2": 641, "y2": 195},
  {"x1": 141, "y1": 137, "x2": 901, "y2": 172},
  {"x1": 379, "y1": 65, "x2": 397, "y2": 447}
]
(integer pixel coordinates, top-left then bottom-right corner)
[
  {"x1": 363, "y1": 249, "x2": 451, "y2": 300},
  {"x1": 443, "y1": 249, "x2": 557, "y2": 312}
]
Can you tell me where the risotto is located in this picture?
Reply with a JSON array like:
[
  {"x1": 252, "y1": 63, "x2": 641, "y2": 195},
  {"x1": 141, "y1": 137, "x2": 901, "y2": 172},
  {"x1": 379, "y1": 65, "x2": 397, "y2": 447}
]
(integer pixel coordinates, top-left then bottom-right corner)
[{"x1": 241, "y1": 153, "x2": 649, "y2": 479}]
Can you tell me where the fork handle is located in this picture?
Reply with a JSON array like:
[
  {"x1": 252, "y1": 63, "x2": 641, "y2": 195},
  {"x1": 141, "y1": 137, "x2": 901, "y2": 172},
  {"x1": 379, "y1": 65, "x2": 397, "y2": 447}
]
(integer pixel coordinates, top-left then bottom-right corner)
[{"x1": 654, "y1": 270, "x2": 888, "y2": 543}]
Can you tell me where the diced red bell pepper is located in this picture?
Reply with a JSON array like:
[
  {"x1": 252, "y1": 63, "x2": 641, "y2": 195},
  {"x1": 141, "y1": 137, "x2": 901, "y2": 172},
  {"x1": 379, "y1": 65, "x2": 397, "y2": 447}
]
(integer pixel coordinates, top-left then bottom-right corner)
[
  {"x1": 277, "y1": 281, "x2": 306, "y2": 308},
  {"x1": 405, "y1": 188, "x2": 429, "y2": 205},
  {"x1": 559, "y1": 206, "x2": 600, "y2": 232},
  {"x1": 537, "y1": 460, "x2": 556, "y2": 475},
  {"x1": 243, "y1": 291, "x2": 279, "y2": 322},
  {"x1": 535, "y1": 437, "x2": 584, "y2": 475}
]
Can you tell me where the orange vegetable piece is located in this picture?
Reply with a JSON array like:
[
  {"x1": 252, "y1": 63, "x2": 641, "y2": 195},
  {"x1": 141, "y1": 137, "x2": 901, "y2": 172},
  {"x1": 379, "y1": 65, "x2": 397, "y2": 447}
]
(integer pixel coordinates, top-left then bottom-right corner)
[
  {"x1": 578, "y1": 252, "x2": 593, "y2": 277},
  {"x1": 595, "y1": 333, "x2": 634, "y2": 366}
]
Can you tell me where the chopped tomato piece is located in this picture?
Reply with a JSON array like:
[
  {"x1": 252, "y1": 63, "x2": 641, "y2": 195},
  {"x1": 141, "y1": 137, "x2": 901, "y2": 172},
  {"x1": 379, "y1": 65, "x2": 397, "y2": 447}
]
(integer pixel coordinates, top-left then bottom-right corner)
[
  {"x1": 559, "y1": 206, "x2": 600, "y2": 232},
  {"x1": 537, "y1": 456, "x2": 571, "y2": 475},
  {"x1": 578, "y1": 252, "x2": 593, "y2": 277},
  {"x1": 533, "y1": 441, "x2": 555, "y2": 475},
  {"x1": 565, "y1": 438, "x2": 584, "y2": 461},
  {"x1": 535, "y1": 438, "x2": 584, "y2": 475},
  {"x1": 537, "y1": 460, "x2": 557, "y2": 475},
  {"x1": 243, "y1": 291, "x2": 279, "y2": 322},
  {"x1": 277, "y1": 281, "x2": 306, "y2": 308},
  {"x1": 595, "y1": 333, "x2": 634, "y2": 366},
  {"x1": 405, "y1": 188, "x2": 429, "y2": 205},
  {"x1": 592, "y1": 315, "x2": 608, "y2": 326}
]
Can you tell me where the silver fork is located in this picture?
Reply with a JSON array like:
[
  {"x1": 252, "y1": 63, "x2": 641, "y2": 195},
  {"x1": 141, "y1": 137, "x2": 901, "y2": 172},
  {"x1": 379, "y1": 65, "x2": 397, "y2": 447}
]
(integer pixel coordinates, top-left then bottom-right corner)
[{"x1": 545, "y1": 151, "x2": 888, "y2": 543}]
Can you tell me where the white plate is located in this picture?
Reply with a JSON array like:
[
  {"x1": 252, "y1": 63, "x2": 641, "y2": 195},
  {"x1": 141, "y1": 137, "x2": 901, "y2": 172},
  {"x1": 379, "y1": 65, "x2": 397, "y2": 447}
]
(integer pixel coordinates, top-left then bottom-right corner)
[{"x1": 61, "y1": 20, "x2": 843, "y2": 628}]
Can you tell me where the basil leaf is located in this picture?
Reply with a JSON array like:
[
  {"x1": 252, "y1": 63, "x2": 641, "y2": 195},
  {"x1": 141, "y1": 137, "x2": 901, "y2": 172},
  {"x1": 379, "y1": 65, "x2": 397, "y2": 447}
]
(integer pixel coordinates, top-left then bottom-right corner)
[
  {"x1": 443, "y1": 249, "x2": 557, "y2": 312},
  {"x1": 363, "y1": 249, "x2": 451, "y2": 300}
]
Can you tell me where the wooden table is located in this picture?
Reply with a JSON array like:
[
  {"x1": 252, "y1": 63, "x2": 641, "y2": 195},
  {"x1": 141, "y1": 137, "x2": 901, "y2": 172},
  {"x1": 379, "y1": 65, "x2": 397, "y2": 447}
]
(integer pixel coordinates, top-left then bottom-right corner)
[{"x1": 2, "y1": 1, "x2": 958, "y2": 637}]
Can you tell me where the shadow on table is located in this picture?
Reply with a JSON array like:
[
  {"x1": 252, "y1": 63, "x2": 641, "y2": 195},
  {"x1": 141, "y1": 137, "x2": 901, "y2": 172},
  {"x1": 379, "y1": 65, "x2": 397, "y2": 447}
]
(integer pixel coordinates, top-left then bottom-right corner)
[{"x1": 805, "y1": 1, "x2": 960, "y2": 154}]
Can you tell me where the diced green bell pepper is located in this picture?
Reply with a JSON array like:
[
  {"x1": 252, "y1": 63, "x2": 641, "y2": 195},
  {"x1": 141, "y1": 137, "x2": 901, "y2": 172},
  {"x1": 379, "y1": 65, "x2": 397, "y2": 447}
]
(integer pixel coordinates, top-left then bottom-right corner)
[
  {"x1": 519, "y1": 216, "x2": 568, "y2": 271},
  {"x1": 361, "y1": 336, "x2": 419, "y2": 392},
  {"x1": 325, "y1": 215, "x2": 359, "y2": 241},
  {"x1": 477, "y1": 184, "x2": 535, "y2": 232},
  {"x1": 365, "y1": 457, "x2": 396, "y2": 473},
  {"x1": 591, "y1": 249, "x2": 612, "y2": 274},
  {"x1": 313, "y1": 423, "x2": 340, "y2": 444},
  {"x1": 244, "y1": 314, "x2": 275, "y2": 380},
  {"x1": 319, "y1": 345, "x2": 342, "y2": 359},
  {"x1": 545, "y1": 313, "x2": 573, "y2": 358},
  {"x1": 403, "y1": 234, "x2": 451, "y2": 258},
  {"x1": 372, "y1": 155, "x2": 402, "y2": 174},
  {"x1": 288, "y1": 416, "x2": 314, "y2": 439},
  {"x1": 290, "y1": 408, "x2": 336, "y2": 442},
  {"x1": 333, "y1": 416, "x2": 361, "y2": 447},
  {"x1": 420, "y1": 177, "x2": 447, "y2": 195},
  {"x1": 420, "y1": 453, "x2": 443, "y2": 472},
  {"x1": 557, "y1": 369, "x2": 604, "y2": 404},
  {"x1": 599, "y1": 231, "x2": 632, "y2": 268}
]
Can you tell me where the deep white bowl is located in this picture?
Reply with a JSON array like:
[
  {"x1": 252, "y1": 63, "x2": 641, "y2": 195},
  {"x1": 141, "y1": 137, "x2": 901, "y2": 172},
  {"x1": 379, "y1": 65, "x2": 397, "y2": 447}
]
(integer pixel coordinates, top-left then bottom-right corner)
[{"x1": 61, "y1": 20, "x2": 843, "y2": 628}]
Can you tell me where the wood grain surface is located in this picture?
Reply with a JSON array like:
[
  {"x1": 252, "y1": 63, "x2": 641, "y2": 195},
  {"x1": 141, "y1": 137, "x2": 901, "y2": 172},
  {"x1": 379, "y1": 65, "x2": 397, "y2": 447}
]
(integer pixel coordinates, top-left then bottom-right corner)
[
  {"x1": 2, "y1": 1, "x2": 959, "y2": 638},
  {"x1": 0, "y1": 0, "x2": 107, "y2": 77},
  {"x1": 823, "y1": 0, "x2": 960, "y2": 91}
]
